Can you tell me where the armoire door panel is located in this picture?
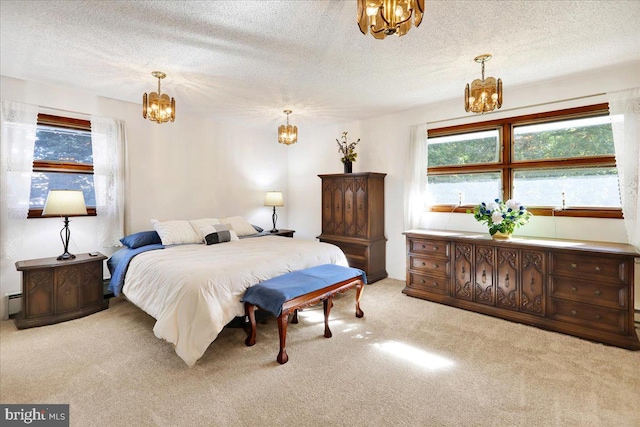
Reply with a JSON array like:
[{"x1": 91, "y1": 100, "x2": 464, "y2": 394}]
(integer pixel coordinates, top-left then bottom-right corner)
[
  {"x1": 355, "y1": 177, "x2": 368, "y2": 238},
  {"x1": 343, "y1": 179, "x2": 356, "y2": 236},
  {"x1": 520, "y1": 250, "x2": 545, "y2": 316},
  {"x1": 453, "y1": 243, "x2": 473, "y2": 300}
]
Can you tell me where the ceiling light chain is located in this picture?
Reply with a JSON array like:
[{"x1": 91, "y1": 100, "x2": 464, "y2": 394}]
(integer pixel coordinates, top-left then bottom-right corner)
[
  {"x1": 464, "y1": 54, "x2": 503, "y2": 114},
  {"x1": 278, "y1": 110, "x2": 298, "y2": 145},
  {"x1": 142, "y1": 71, "x2": 176, "y2": 124},
  {"x1": 357, "y1": 0, "x2": 425, "y2": 39}
]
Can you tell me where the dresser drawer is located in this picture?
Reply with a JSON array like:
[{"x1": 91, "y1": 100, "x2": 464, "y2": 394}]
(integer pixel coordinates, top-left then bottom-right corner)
[
  {"x1": 548, "y1": 298, "x2": 627, "y2": 334},
  {"x1": 549, "y1": 276, "x2": 627, "y2": 309},
  {"x1": 550, "y1": 253, "x2": 628, "y2": 284},
  {"x1": 409, "y1": 255, "x2": 450, "y2": 277},
  {"x1": 408, "y1": 272, "x2": 448, "y2": 295},
  {"x1": 409, "y1": 238, "x2": 449, "y2": 258}
]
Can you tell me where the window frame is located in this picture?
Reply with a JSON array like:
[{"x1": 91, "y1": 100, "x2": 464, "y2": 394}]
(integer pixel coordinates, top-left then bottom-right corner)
[
  {"x1": 28, "y1": 114, "x2": 97, "y2": 218},
  {"x1": 427, "y1": 103, "x2": 621, "y2": 218}
]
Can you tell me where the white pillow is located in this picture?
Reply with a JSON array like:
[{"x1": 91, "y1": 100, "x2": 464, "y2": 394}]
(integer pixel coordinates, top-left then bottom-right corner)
[
  {"x1": 151, "y1": 219, "x2": 201, "y2": 245},
  {"x1": 189, "y1": 218, "x2": 221, "y2": 240},
  {"x1": 220, "y1": 216, "x2": 258, "y2": 237}
]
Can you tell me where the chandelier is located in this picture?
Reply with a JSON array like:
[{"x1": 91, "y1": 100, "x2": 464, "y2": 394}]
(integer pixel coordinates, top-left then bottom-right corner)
[
  {"x1": 357, "y1": 0, "x2": 425, "y2": 39},
  {"x1": 464, "y1": 54, "x2": 503, "y2": 114},
  {"x1": 142, "y1": 71, "x2": 175, "y2": 124},
  {"x1": 278, "y1": 110, "x2": 298, "y2": 145}
]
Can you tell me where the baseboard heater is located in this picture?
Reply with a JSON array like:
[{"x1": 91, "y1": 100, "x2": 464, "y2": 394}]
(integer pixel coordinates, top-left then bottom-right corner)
[{"x1": 6, "y1": 292, "x2": 22, "y2": 317}]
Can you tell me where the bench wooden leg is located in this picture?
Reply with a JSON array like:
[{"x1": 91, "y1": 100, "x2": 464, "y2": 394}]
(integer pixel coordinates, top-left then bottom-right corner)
[
  {"x1": 355, "y1": 282, "x2": 364, "y2": 318},
  {"x1": 290, "y1": 309, "x2": 299, "y2": 324},
  {"x1": 244, "y1": 302, "x2": 257, "y2": 347},
  {"x1": 323, "y1": 297, "x2": 333, "y2": 338},
  {"x1": 277, "y1": 312, "x2": 290, "y2": 364}
]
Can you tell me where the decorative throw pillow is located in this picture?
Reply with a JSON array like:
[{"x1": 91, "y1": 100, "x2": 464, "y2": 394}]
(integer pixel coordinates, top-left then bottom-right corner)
[
  {"x1": 120, "y1": 230, "x2": 162, "y2": 249},
  {"x1": 189, "y1": 218, "x2": 221, "y2": 240},
  {"x1": 151, "y1": 219, "x2": 201, "y2": 245},
  {"x1": 220, "y1": 216, "x2": 259, "y2": 237},
  {"x1": 201, "y1": 224, "x2": 239, "y2": 245}
]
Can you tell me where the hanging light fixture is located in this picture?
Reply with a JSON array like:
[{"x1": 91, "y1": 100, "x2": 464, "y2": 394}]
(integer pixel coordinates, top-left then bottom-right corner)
[
  {"x1": 357, "y1": 0, "x2": 425, "y2": 39},
  {"x1": 464, "y1": 54, "x2": 503, "y2": 114},
  {"x1": 142, "y1": 71, "x2": 175, "y2": 124},
  {"x1": 278, "y1": 110, "x2": 298, "y2": 145}
]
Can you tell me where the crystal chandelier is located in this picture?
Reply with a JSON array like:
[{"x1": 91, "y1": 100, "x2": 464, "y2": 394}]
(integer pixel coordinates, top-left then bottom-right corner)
[
  {"x1": 357, "y1": 0, "x2": 425, "y2": 39},
  {"x1": 278, "y1": 110, "x2": 298, "y2": 145},
  {"x1": 142, "y1": 71, "x2": 175, "y2": 124},
  {"x1": 464, "y1": 54, "x2": 503, "y2": 114}
]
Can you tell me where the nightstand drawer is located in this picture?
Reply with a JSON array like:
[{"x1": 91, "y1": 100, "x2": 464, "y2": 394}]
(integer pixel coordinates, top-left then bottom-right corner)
[
  {"x1": 409, "y1": 255, "x2": 449, "y2": 277},
  {"x1": 409, "y1": 239, "x2": 449, "y2": 257},
  {"x1": 549, "y1": 298, "x2": 627, "y2": 334},
  {"x1": 550, "y1": 253, "x2": 628, "y2": 284},
  {"x1": 549, "y1": 276, "x2": 627, "y2": 309}
]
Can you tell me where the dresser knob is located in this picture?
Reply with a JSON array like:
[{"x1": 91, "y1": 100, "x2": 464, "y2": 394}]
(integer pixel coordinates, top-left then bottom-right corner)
[
  {"x1": 433, "y1": 264, "x2": 439, "y2": 269},
  {"x1": 594, "y1": 289, "x2": 601, "y2": 296},
  {"x1": 571, "y1": 263, "x2": 577, "y2": 269},
  {"x1": 433, "y1": 246, "x2": 438, "y2": 250},
  {"x1": 420, "y1": 279, "x2": 425, "y2": 284},
  {"x1": 595, "y1": 314, "x2": 602, "y2": 320},
  {"x1": 571, "y1": 286, "x2": 577, "y2": 292},
  {"x1": 421, "y1": 262, "x2": 426, "y2": 266},
  {"x1": 421, "y1": 245, "x2": 426, "y2": 249},
  {"x1": 594, "y1": 266, "x2": 601, "y2": 271},
  {"x1": 433, "y1": 282, "x2": 439, "y2": 287},
  {"x1": 570, "y1": 309, "x2": 577, "y2": 316}
]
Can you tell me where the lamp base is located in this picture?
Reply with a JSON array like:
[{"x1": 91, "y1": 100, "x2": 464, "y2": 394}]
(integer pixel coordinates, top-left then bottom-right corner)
[
  {"x1": 57, "y1": 252, "x2": 76, "y2": 261},
  {"x1": 270, "y1": 229, "x2": 279, "y2": 233}
]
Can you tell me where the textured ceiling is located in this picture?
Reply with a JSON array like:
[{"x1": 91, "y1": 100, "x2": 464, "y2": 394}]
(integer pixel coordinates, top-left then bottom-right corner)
[{"x1": 1, "y1": 1, "x2": 639, "y2": 129}]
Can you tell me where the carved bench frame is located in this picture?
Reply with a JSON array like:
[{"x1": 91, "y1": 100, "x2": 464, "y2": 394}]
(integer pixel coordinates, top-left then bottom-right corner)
[{"x1": 244, "y1": 276, "x2": 365, "y2": 364}]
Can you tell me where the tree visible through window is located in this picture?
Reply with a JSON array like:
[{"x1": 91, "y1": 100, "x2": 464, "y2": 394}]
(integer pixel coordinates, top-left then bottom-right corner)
[
  {"x1": 426, "y1": 104, "x2": 621, "y2": 218},
  {"x1": 28, "y1": 114, "x2": 96, "y2": 218}
]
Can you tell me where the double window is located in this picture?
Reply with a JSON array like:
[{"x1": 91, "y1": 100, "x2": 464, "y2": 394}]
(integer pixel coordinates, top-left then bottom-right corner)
[
  {"x1": 28, "y1": 114, "x2": 96, "y2": 218},
  {"x1": 426, "y1": 104, "x2": 620, "y2": 218}
]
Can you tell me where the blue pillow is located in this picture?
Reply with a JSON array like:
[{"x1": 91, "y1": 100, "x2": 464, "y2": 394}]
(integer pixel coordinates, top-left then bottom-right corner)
[{"x1": 120, "y1": 230, "x2": 162, "y2": 249}]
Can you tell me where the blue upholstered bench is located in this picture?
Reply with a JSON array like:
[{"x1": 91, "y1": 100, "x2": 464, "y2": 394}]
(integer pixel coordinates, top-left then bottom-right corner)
[{"x1": 242, "y1": 264, "x2": 366, "y2": 364}]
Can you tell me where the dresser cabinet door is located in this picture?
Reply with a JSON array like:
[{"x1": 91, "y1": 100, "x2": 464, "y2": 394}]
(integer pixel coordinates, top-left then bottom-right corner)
[
  {"x1": 453, "y1": 243, "x2": 473, "y2": 300},
  {"x1": 25, "y1": 269, "x2": 54, "y2": 318},
  {"x1": 473, "y1": 246, "x2": 495, "y2": 306},
  {"x1": 520, "y1": 250, "x2": 545, "y2": 316},
  {"x1": 496, "y1": 248, "x2": 519, "y2": 311}
]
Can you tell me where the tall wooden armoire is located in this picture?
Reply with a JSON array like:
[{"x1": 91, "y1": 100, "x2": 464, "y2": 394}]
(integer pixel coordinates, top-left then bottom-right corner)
[{"x1": 318, "y1": 172, "x2": 387, "y2": 283}]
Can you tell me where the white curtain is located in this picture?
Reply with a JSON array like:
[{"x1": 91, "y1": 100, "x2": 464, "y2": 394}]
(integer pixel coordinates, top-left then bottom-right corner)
[
  {"x1": 0, "y1": 100, "x2": 39, "y2": 259},
  {"x1": 404, "y1": 124, "x2": 429, "y2": 230},
  {"x1": 91, "y1": 115, "x2": 126, "y2": 248},
  {"x1": 608, "y1": 87, "x2": 640, "y2": 251}
]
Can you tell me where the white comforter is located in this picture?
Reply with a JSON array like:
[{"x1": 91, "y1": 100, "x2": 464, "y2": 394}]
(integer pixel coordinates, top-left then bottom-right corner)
[{"x1": 122, "y1": 236, "x2": 348, "y2": 366}]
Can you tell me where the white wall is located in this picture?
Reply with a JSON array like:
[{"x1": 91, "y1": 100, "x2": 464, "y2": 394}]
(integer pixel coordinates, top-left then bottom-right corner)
[
  {"x1": 0, "y1": 76, "x2": 289, "y2": 319},
  {"x1": 288, "y1": 61, "x2": 640, "y2": 285}
]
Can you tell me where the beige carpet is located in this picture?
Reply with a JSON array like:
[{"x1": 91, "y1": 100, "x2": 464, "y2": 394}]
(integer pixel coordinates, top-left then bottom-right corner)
[{"x1": 1, "y1": 278, "x2": 639, "y2": 427}]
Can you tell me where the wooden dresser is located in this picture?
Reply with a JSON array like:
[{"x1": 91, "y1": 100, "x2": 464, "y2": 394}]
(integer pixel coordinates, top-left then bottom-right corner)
[
  {"x1": 15, "y1": 253, "x2": 108, "y2": 329},
  {"x1": 318, "y1": 173, "x2": 387, "y2": 283},
  {"x1": 404, "y1": 230, "x2": 640, "y2": 350}
]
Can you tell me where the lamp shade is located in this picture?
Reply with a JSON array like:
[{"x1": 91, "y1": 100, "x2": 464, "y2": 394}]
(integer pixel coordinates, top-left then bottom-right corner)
[
  {"x1": 264, "y1": 191, "x2": 284, "y2": 207},
  {"x1": 42, "y1": 190, "x2": 88, "y2": 216}
]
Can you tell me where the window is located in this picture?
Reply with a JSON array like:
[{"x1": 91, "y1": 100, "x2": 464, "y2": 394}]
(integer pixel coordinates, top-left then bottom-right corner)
[
  {"x1": 28, "y1": 114, "x2": 96, "y2": 218},
  {"x1": 427, "y1": 104, "x2": 621, "y2": 218}
]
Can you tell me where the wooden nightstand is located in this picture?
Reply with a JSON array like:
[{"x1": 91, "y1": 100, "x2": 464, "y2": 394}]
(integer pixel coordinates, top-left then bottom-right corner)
[
  {"x1": 14, "y1": 253, "x2": 108, "y2": 329},
  {"x1": 263, "y1": 229, "x2": 295, "y2": 238}
]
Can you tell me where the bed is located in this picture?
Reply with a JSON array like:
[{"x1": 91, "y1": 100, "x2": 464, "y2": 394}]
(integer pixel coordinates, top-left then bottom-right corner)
[{"x1": 107, "y1": 234, "x2": 348, "y2": 366}]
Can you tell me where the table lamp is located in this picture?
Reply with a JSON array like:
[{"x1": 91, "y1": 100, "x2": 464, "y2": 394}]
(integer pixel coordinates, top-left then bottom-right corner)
[
  {"x1": 42, "y1": 190, "x2": 87, "y2": 260},
  {"x1": 264, "y1": 191, "x2": 284, "y2": 233}
]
